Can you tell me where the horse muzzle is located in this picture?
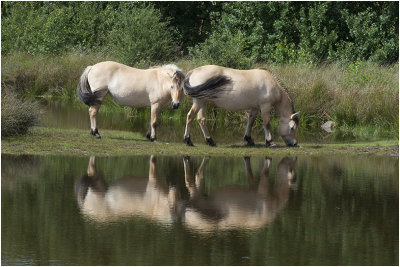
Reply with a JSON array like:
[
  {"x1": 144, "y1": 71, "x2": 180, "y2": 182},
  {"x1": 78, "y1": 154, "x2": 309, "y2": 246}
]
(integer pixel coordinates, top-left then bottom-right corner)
[
  {"x1": 286, "y1": 142, "x2": 298, "y2": 147},
  {"x1": 172, "y1": 102, "x2": 180, "y2": 109}
]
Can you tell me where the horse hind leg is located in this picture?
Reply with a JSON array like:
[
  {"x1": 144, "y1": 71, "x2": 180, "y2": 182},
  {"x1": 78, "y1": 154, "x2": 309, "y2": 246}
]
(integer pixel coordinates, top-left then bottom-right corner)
[
  {"x1": 89, "y1": 104, "x2": 101, "y2": 139},
  {"x1": 197, "y1": 105, "x2": 216, "y2": 147},
  {"x1": 183, "y1": 102, "x2": 201, "y2": 146},
  {"x1": 243, "y1": 108, "x2": 258, "y2": 146}
]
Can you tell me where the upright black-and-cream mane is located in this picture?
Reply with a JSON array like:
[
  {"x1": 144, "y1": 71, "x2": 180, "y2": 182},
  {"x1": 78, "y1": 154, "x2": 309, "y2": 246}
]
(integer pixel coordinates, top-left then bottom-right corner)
[{"x1": 258, "y1": 68, "x2": 297, "y2": 117}]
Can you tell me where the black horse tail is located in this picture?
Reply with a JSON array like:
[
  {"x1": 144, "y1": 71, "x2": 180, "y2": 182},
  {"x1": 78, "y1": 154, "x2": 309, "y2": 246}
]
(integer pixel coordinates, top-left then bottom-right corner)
[
  {"x1": 183, "y1": 71, "x2": 232, "y2": 99},
  {"x1": 77, "y1": 66, "x2": 105, "y2": 106}
]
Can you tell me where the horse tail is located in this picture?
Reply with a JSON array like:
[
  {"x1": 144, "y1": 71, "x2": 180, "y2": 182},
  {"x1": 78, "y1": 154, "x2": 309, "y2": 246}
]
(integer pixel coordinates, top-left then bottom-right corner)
[
  {"x1": 77, "y1": 66, "x2": 105, "y2": 106},
  {"x1": 183, "y1": 71, "x2": 232, "y2": 99}
]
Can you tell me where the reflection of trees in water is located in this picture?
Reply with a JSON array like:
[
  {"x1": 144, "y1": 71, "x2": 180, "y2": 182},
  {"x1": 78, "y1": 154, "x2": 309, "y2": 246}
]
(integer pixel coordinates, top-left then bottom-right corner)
[
  {"x1": 1, "y1": 155, "x2": 42, "y2": 191},
  {"x1": 75, "y1": 155, "x2": 298, "y2": 232}
]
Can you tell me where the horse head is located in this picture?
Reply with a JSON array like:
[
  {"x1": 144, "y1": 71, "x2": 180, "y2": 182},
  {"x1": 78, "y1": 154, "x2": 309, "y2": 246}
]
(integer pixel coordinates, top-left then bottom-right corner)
[
  {"x1": 278, "y1": 111, "x2": 300, "y2": 147},
  {"x1": 162, "y1": 65, "x2": 185, "y2": 109}
]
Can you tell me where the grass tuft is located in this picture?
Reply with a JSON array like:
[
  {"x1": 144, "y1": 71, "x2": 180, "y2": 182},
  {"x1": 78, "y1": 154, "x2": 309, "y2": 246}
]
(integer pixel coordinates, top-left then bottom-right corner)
[{"x1": 1, "y1": 90, "x2": 42, "y2": 137}]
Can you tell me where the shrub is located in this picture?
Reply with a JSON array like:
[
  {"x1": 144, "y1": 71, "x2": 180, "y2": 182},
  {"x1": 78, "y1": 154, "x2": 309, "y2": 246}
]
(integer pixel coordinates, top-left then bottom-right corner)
[
  {"x1": 1, "y1": 90, "x2": 41, "y2": 137},
  {"x1": 189, "y1": 30, "x2": 255, "y2": 69},
  {"x1": 107, "y1": 4, "x2": 176, "y2": 66}
]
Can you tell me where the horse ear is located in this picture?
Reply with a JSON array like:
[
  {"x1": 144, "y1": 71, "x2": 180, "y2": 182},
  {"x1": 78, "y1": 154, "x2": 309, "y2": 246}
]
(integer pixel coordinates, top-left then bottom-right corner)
[
  {"x1": 289, "y1": 120, "x2": 296, "y2": 130},
  {"x1": 290, "y1": 111, "x2": 300, "y2": 120}
]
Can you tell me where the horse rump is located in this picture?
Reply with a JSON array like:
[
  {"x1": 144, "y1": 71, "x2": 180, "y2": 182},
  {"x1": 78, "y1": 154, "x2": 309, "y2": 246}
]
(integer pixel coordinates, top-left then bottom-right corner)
[
  {"x1": 77, "y1": 66, "x2": 105, "y2": 106},
  {"x1": 183, "y1": 72, "x2": 232, "y2": 99}
]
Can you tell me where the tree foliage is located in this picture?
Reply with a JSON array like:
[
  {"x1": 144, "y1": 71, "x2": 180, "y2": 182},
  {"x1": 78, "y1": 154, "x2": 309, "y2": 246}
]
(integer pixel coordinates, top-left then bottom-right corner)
[{"x1": 1, "y1": 1, "x2": 398, "y2": 65}]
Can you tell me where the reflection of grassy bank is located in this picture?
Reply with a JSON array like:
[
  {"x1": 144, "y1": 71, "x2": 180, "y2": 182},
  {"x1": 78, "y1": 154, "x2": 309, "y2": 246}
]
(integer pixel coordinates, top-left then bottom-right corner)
[
  {"x1": 2, "y1": 53, "x2": 398, "y2": 139},
  {"x1": 2, "y1": 127, "x2": 397, "y2": 157}
]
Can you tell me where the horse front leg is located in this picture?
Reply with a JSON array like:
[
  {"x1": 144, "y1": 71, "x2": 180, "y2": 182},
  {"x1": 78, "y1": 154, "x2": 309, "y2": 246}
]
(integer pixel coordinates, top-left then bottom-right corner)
[
  {"x1": 260, "y1": 105, "x2": 277, "y2": 147},
  {"x1": 257, "y1": 157, "x2": 272, "y2": 195},
  {"x1": 243, "y1": 108, "x2": 258, "y2": 146},
  {"x1": 243, "y1": 156, "x2": 256, "y2": 190},
  {"x1": 197, "y1": 105, "x2": 216, "y2": 147},
  {"x1": 183, "y1": 102, "x2": 201, "y2": 146},
  {"x1": 150, "y1": 103, "x2": 161, "y2": 142},
  {"x1": 89, "y1": 104, "x2": 101, "y2": 139}
]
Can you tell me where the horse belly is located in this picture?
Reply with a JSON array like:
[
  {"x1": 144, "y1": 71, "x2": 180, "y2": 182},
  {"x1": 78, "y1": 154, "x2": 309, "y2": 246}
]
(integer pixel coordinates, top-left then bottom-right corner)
[
  {"x1": 109, "y1": 85, "x2": 151, "y2": 108},
  {"x1": 212, "y1": 90, "x2": 259, "y2": 111}
]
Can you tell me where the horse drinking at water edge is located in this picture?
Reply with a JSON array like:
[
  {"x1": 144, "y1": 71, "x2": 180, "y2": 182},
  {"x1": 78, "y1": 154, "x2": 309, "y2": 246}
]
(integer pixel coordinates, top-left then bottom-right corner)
[
  {"x1": 77, "y1": 61, "x2": 185, "y2": 141},
  {"x1": 183, "y1": 65, "x2": 299, "y2": 147}
]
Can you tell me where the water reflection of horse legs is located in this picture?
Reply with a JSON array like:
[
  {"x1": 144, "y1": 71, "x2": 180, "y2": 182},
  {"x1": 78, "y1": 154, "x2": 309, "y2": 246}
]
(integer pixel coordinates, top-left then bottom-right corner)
[
  {"x1": 181, "y1": 156, "x2": 297, "y2": 232},
  {"x1": 75, "y1": 155, "x2": 180, "y2": 223}
]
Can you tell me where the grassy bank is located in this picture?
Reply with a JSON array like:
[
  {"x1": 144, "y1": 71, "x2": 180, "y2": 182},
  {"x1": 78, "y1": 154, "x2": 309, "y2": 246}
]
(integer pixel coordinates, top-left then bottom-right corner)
[
  {"x1": 1, "y1": 53, "x2": 398, "y2": 140},
  {"x1": 2, "y1": 127, "x2": 398, "y2": 157}
]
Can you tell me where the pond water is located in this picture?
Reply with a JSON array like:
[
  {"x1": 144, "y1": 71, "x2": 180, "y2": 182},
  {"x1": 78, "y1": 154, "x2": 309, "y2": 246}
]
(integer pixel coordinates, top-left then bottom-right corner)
[{"x1": 2, "y1": 154, "x2": 398, "y2": 265}]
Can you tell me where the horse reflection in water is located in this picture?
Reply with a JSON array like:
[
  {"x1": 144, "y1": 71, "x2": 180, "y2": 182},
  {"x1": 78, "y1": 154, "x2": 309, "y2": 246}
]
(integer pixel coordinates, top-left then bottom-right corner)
[
  {"x1": 182, "y1": 156, "x2": 297, "y2": 231},
  {"x1": 75, "y1": 156, "x2": 297, "y2": 231},
  {"x1": 75, "y1": 156, "x2": 180, "y2": 223}
]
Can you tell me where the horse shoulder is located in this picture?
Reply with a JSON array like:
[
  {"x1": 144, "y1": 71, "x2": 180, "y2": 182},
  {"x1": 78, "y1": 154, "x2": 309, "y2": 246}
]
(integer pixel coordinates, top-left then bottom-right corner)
[{"x1": 146, "y1": 70, "x2": 170, "y2": 103}]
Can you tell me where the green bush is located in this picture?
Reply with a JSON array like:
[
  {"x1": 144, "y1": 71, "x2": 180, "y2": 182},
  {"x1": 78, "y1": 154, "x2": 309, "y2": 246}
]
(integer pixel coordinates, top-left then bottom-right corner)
[
  {"x1": 189, "y1": 30, "x2": 255, "y2": 69},
  {"x1": 1, "y1": 90, "x2": 41, "y2": 137},
  {"x1": 2, "y1": 2, "x2": 398, "y2": 64},
  {"x1": 107, "y1": 4, "x2": 176, "y2": 66}
]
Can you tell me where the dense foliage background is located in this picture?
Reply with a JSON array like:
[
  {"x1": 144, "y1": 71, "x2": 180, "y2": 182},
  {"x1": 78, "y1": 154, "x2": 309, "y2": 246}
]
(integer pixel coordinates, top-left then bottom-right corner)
[{"x1": 2, "y1": 2, "x2": 398, "y2": 67}]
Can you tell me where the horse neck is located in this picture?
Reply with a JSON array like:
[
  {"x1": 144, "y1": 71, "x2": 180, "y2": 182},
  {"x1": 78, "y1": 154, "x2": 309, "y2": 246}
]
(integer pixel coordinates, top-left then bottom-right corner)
[
  {"x1": 156, "y1": 70, "x2": 173, "y2": 100},
  {"x1": 275, "y1": 87, "x2": 294, "y2": 121}
]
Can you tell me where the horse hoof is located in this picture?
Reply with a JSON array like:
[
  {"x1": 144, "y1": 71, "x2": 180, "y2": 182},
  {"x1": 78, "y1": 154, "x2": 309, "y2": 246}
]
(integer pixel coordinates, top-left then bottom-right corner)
[
  {"x1": 184, "y1": 137, "x2": 194, "y2": 146},
  {"x1": 206, "y1": 138, "x2": 216, "y2": 147},
  {"x1": 150, "y1": 137, "x2": 157, "y2": 142},
  {"x1": 244, "y1": 135, "x2": 255, "y2": 146},
  {"x1": 146, "y1": 132, "x2": 151, "y2": 139},
  {"x1": 266, "y1": 140, "x2": 277, "y2": 148},
  {"x1": 90, "y1": 129, "x2": 101, "y2": 139}
]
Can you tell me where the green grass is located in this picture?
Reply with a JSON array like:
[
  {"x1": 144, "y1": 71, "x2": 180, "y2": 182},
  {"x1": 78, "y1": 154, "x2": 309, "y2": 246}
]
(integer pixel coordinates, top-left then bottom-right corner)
[{"x1": 2, "y1": 127, "x2": 398, "y2": 157}]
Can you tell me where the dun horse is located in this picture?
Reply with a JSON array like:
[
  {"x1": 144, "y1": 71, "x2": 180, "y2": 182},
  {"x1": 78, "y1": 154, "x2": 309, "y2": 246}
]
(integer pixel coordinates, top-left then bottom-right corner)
[
  {"x1": 77, "y1": 61, "x2": 185, "y2": 141},
  {"x1": 183, "y1": 65, "x2": 299, "y2": 147}
]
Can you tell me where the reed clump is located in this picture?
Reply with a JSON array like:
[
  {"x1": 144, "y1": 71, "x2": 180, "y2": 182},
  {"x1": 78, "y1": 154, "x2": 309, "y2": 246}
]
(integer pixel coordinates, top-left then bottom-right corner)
[
  {"x1": 1, "y1": 90, "x2": 41, "y2": 137},
  {"x1": 269, "y1": 62, "x2": 399, "y2": 136},
  {"x1": 1, "y1": 52, "x2": 111, "y2": 98}
]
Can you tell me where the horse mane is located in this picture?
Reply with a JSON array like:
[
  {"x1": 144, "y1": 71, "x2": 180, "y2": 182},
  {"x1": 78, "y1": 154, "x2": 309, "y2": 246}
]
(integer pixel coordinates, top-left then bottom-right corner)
[
  {"x1": 153, "y1": 64, "x2": 185, "y2": 83},
  {"x1": 161, "y1": 64, "x2": 181, "y2": 72},
  {"x1": 258, "y1": 67, "x2": 296, "y2": 114}
]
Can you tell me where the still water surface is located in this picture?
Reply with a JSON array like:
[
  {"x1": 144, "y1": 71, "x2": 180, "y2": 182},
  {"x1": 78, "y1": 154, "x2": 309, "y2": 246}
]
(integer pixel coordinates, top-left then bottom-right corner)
[{"x1": 2, "y1": 154, "x2": 398, "y2": 265}]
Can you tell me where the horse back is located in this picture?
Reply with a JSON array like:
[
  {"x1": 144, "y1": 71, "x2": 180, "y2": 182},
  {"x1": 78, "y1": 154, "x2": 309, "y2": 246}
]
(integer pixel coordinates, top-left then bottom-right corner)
[
  {"x1": 188, "y1": 65, "x2": 281, "y2": 110},
  {"x1": 88, "y1": 61, "x2": 161, "y2": 107}
]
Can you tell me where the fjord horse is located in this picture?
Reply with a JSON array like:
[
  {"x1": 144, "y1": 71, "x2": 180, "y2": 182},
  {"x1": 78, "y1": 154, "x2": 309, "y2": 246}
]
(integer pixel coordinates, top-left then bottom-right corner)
[
  {"x1": 77, "y1": 61, "x2": 185, "y2": 141},
  {"x1": 183, "y1": 65, "x2": 299, "y2": 147}
]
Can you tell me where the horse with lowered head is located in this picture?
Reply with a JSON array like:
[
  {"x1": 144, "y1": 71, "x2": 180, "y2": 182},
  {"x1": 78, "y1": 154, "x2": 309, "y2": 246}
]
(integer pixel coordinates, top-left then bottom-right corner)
[
  {"x1": 183, "y1": 65, "x2": 299, "y2": 147},
  {"x1": 77, "y1": 61, "x2": 185, "y2": 141}
]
